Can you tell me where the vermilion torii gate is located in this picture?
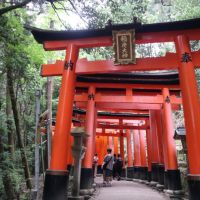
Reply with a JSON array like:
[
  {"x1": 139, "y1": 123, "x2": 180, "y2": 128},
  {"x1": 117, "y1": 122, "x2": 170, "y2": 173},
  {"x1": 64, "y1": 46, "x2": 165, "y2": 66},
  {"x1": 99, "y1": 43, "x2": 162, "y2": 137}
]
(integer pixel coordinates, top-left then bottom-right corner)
[{"x1": 29, "y1": 18, "x2": 200, "y2": 200}]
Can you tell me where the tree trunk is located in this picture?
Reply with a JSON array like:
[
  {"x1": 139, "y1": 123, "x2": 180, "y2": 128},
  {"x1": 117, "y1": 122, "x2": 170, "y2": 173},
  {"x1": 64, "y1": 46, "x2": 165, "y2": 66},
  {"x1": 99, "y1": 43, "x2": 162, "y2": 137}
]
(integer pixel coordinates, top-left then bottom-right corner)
[
  {"x1": 6, "y1": 67, "x2": 32, "y2": 189},
  {"x1": 0, "y1": 131, "x2": 17, "y2": 200},
  {"x1": 6, "y1": 81, "x2": 15, "y2": 158}
]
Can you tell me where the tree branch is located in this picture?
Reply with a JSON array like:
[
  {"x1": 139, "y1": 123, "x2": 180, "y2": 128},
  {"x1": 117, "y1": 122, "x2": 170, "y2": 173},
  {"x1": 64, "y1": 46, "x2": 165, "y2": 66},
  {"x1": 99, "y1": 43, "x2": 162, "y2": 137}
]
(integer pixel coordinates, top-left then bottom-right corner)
[{"x1": 0, "y1": 0, "x2": 32, "y2": 15}]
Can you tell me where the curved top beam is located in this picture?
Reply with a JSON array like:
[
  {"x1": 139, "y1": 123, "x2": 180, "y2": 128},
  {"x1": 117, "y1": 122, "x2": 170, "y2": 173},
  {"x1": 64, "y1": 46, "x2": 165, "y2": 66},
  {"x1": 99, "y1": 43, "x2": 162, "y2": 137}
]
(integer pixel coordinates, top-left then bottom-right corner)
[{"x1": 27, "y1": 18, "x2": 200, "y2": 44}]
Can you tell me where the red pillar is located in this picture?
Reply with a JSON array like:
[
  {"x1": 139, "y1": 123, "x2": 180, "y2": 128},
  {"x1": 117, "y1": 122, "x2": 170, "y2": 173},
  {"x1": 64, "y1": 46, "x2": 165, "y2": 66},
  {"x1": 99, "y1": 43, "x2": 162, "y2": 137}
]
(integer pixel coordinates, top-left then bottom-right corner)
[
  {"x1": 175, "y1": 34, "x2": 200, "y2": 198},
  {"x1": 95, "y1": 136, "x2": 100, "y2": 164},
  {"x1": 114, "y1": 137, "x2": 118, "y2": 155},
  {"x1": 120, "y1": 130, "x2": 125, "y2": 163},
  {"x1": 175, "y1": 35, "x2": 200, "y2": 175},
  {"x1": 149, "y1": 110, "x2": 160, "y2": 183},
  {"x1": 103, "y1": 136, "x2": 108, "y2": 157},
  {"x1": 44, "y1": 45, "x2": 78, "y2": 200},
  {"x1": 108, "y1": 136, "x2": 113, "y2": 151},
  {"x1": 162, "y1": 88, "x2": 178, "y2": 170},
  {"x1": 162, "y1": 88, "x2": 181, "y2": 190},
  {"x1": 155, "y1": 111, "x2": 164, "y2": 165},
  {"x1": 146, "y1": 129, "x2": 152, "y2": 181},
  {"x1": 139, "y1": 130, "x2": 147, "y2": 167},
  {"x1": 50, "y1": 44, "x2": 78, "y2": 170},
  {"x1": 98, "y1": 136, "x2": 105, "y2": 165},
  {"x1": 139, "y1": 130, "x2": 148, "y2": 180},
  {"x1": 126, "y1": 130, "x2": 133, "y2": 167},
  {"x1": 133, "y1": 130, "x2": 141, "y2": 167},
  {"x1": 81, "y1": 86, "x2": 96, "y2": 189},
  {"x1": 133, "y1": 129, "x2": 141, "y2": 179}
]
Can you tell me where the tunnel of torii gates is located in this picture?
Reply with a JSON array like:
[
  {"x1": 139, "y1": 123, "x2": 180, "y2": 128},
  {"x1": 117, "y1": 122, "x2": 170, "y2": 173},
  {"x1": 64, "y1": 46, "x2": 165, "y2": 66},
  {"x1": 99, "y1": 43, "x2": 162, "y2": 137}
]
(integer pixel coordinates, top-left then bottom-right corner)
[{"x1": 28, "y1": 17, "x2": 200, "y2": 200}]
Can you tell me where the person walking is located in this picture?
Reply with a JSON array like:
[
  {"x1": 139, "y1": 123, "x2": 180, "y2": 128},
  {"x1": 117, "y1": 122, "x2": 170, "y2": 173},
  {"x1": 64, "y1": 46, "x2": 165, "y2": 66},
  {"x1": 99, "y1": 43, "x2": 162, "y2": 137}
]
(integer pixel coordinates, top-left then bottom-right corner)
[
  {"x1": 93, "y1": 153, "x2": 99, "y2": 178},
  {"x1": 116, "y1": 154, "x2": 123, "y2": 181},
  {"x1": 102, "y1": 148, "x2": 114, "y2": 186},
  {"x1": 113, "y1": 154, "x2": 117, "y2": 179}
]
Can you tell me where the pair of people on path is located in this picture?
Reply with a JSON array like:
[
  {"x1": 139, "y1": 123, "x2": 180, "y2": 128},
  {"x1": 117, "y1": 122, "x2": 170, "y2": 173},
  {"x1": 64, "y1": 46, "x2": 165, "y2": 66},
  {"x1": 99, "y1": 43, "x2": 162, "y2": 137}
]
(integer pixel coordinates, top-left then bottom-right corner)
[
  {"x1": 102, "y1": 148, "x2": 123, "y2": 186},
  {"x1": 113, "y1": 153, "x2": 123, "y2": 180}
]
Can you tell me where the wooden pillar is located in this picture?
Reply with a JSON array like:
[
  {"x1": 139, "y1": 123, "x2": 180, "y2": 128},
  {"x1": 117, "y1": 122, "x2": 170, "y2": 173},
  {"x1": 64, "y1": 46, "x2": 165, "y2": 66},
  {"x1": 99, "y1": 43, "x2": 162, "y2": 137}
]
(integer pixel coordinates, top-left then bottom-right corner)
[
  {"x1": 98, "y1": 136, "x2": 105, "y2": 165},
  {"x1": 114, "y1": 137, "x2": 118, "y2": 155},
  {"x1": 95, "y1": 136, "x2": 100, "y2": 164},
  {"x1": 175, "y1": 35, "x2": 200, "y2": 182},
  {"x1": 126, "y1": 130, "x2": 133, "y2": 167},
  {"x1": 81, "y1": 86, "x2": 96, "y2": 190},
  {"x1": 162, "y1": 88, "x2": 181, "y2": 191},
  {"x1": 149, "y1": 110, "x2": 160, "y2": 183},
  {"x1": 139, "y1": 130, "x2": 147, "y2": 167},
  {"x1": 139, "y1": 130, "x2": 148, "y2": 180},
  {"x1": 120, "y1": 130, "x2": 125, "y2": 162},
  {"x1": 146, "y1": 129, "x2": 152, "y2": 182},
  {"x1": 155, "y1": 110, "x2": 165, "y2": 186},
  {"x1": 44, "y1": 44, "x2": 79, "y2": 200},
  {"x1": 108, "y1": 136, "x2": 113, "y2": 151},
  {"x1": 133, "y1": 130, "x2": 141, "y2": 179},
  {"x1": 103, "y1": 136, "x2": 108, "y2": 157}
]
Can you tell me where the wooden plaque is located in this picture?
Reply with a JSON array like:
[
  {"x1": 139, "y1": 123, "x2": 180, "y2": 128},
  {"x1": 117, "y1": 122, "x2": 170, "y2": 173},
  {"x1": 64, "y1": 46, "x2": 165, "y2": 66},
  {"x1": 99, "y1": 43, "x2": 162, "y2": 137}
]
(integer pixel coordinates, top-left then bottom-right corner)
[{"x1": 113, "y1": 29, "x2": 135, "y2": 65}]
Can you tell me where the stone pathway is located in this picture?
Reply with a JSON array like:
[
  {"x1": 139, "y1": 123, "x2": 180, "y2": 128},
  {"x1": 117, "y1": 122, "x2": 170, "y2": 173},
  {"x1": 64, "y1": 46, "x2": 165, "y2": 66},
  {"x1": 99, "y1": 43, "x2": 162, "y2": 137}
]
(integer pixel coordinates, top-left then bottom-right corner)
[{"x1": 92, "y1": 178, "x2": 170, "y2": 200}]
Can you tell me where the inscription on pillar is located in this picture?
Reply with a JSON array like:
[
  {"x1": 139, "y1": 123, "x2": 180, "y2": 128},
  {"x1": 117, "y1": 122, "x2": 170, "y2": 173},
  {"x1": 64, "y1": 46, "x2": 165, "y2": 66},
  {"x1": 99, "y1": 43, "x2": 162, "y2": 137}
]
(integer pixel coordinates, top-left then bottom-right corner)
[
  {"x1": 113, "y1": 29, "x2": 135, "y2": 65},
  {"x1": 88, "y1": 93, "x2": 95, "y2": 100},
  {"x1": 64, "y1": 60, "x2": 74, "y2": 70},
  {"x1": 165, "y1": 96, "x2": 170, "y2": 103},
  {"x1": 181, "y1": 52, "x2": 192, "y2": 63}
]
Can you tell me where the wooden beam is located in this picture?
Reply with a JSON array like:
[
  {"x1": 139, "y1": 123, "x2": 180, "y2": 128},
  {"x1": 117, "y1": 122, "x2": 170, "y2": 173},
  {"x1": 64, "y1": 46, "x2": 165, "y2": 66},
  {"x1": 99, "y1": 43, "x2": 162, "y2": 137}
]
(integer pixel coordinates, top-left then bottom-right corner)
[
  {"x1": 41, "y1": 51, "x2": 200, "y2": 76},
  {"x1": 97, "y1": 124, "x2": 148, "y2": 130},
  {"x1": 74, "y1": 94, "x2": 182, "y2": 104},
  {"x1": 43, "y1": 29, "x2": 200, "y2": 50}
]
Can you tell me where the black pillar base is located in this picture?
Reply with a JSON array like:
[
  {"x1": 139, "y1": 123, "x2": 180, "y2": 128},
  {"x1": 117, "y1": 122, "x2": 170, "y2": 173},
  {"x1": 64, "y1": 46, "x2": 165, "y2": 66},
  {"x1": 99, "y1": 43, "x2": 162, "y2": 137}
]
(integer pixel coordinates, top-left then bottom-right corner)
[
  {"x1": 188, "y1": 175, "x2": 200, "y2": 200},
  {"x1": 147, "y1": 171, "x2": 152, "y2": 182},
  {"x1": 164, "y1": 171, "x2": 168, "y2": 189},
  {"x1": 127, "y1": 167, "x2": 134, "y2": 179},
  {"x1": 121, "y1": 168, "x2": 126, "y2": 178},
  {"x1": 133, "y1": 166, "x2": 140, "y2": 179},
  {"x1": 164, "y1": 169, "x2": 182, "y2": 190},
  {"x1": 43, "y1": 170, "x2": 69, "y2": 200},
  {"x1": 157, "y1": 164, "x2": 165, "y2": 186},
  {"x1": 139, "y1": 167, "x2": 148, "y2": 180},
  {"x1": 80, "y1": 168, "x2": 94, "y2": 190},
  {"x1": 151, "y1": 163, "x2": 159, "y2": 183}
]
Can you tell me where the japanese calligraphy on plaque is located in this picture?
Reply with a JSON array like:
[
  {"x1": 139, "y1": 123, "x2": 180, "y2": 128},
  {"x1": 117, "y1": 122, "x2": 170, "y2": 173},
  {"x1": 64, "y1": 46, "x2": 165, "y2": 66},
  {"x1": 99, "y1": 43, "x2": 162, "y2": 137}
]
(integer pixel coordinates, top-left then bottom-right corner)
[{"x1": 112, "y1": 29, "x2": 135, "y2": 65}]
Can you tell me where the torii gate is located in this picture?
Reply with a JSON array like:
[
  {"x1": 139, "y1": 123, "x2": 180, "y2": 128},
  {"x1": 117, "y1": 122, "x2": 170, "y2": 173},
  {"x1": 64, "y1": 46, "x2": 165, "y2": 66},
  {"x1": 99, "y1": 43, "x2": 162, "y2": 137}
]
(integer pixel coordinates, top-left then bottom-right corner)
[{"x1": 29, "y1": 18, "x2": 200, "y2": 200}]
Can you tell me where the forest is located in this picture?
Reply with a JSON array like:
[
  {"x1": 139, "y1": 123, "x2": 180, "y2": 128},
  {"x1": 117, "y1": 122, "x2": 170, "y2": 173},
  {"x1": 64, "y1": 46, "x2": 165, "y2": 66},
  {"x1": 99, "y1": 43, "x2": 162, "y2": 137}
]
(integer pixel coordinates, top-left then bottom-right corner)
[{"x1": 0, "y1": 0, "x2": 200, "y2": 199}]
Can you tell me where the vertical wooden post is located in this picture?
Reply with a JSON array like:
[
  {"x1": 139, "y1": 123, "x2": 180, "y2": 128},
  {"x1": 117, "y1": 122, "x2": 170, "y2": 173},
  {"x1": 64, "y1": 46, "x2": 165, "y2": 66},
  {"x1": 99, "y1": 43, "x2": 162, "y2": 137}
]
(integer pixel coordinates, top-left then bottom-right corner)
[
  {"x1": 155, "y1": 110, "x2": 165, "y2": 187},
  {"x1": 149, "y1": 110, "x2": 160, "y2": 184},
  {"x1": 126, "y1": 129, "x2": 134, "y2": 179},
  {"x1": 114, "y1": 137, "x2": 119, "y2": 155},
  {"x1": 81, "y1": 86, "x2": 96, "y2": 190},
  {"x1": 139, "y1": 130, "x2": 148, "y2": 180},
  {"x1": 34, "y1": 89, "x2": 41, "y2": 199},
  {"x1": 146, "y1": 129, "x2": 152, "y2": 182},
  {"x1": 108, "y1": 136, "x2": 113, "y2": 150},
  {"x1": 120, "y1": 130, "x2": 125, "y2": 163},
  {"x1": 133, "y1": 129, "x2": 141, "y2": 179},
  {"x1": 126, "y1": 130, "x2": 133, "y2": 167},
  {"x1": 175, "y1": 36, "x2": 200, "y2": 196},
  {"x1": 46, "y1": 77, "x2": 53, "y2": 168},
  {"x1": 43, "y1": 44, "x2": 79, "y2": 200},
  {"x1": 162, "y1": 88, "x2": 181, "y2": 191}
]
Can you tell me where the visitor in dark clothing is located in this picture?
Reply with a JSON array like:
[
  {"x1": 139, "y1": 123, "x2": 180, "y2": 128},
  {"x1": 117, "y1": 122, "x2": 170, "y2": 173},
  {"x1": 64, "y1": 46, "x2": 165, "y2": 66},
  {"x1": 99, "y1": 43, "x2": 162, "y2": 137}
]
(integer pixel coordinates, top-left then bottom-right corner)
[
  {"x1": 113, "y1": 154, "x2": 117, "y2": 179},
  {"x1": 115, "y1": 154, "x2": 123, "y2": 180},
  {"x1": 102, "y1": 148, "x2": 114, "y2": 185}
]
